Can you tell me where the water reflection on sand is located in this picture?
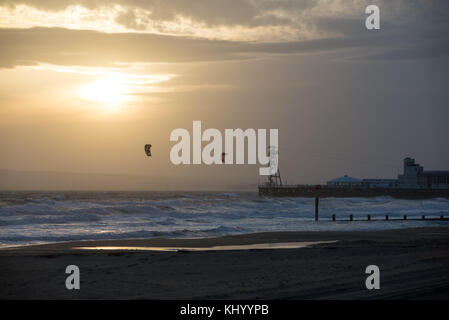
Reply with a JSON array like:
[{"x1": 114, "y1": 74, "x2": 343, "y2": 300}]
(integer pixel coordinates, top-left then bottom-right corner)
[{"x1": 74, "y1": 241, "x2": 337, "y2": 252}]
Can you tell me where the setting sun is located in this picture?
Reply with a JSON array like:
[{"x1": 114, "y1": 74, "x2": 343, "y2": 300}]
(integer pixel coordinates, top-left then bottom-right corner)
[{"x1": 79, "y1": 77, "x2": 129, "y2": 110}]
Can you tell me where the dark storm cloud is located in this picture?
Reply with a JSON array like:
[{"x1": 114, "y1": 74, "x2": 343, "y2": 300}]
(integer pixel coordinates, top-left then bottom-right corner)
[
  {"x1": 0, "y1": 27, "x2": 244, "y2": 67},
  {"x1": 0, "y1": 0, "x2": 300, "y2": 27},
  {"x1": 1, "y1": 1, "x2": 448, "y2": 67},
  {"x1": 0, "y1": 26, "x2": 387, "y2": 68},
  {"x1": 2, "y1": 0, "x2": 448, "y2": 30},
  {"x1": 1, "y1": 23, "x2": 448, "y2": 68}
]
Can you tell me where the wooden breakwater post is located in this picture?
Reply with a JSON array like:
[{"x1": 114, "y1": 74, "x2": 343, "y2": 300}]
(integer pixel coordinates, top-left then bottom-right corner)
[
  {"x1": 315, "y1": 197, "x2": 319, "y2": 221},
  {"x1": 367, "y1": 214, "x2": 371, "y2": 221},
  {"x1": 349, "y1": 214, "x2": 353, "y2": 221},
  {"x1": 422, "y1": 215, "x2": 425, "y2": 220},
  {"x1": 404, "y1": 215, "x2": 407, "y2": 220},
  {"x1": 332, "y1": 214, "x2": 336, "y2": 221},
  {"x1": 385, "y1": 215, "x2": 389, "y2": 221}
]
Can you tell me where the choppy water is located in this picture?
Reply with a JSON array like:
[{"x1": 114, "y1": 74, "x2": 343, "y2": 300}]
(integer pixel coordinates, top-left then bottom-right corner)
[{"x1": 0, "y1": 191, "x2": 448, "y2": 248}]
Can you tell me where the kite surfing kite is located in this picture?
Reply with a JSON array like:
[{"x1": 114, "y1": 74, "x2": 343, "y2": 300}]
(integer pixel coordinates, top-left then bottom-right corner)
[{"x1": 144, "y1": 144, "x2": 152, "y2": 157}]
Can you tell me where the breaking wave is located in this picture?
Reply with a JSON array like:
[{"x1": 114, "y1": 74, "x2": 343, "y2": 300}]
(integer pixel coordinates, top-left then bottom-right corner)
[{"x1": 0, "y1": 191, "x2": 448, "y2": 247}]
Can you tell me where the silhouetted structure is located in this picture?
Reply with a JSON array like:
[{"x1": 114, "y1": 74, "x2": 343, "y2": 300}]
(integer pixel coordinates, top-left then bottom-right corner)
[{"x1": 259, "y1": 157, "x2": 449, "y2": 199}]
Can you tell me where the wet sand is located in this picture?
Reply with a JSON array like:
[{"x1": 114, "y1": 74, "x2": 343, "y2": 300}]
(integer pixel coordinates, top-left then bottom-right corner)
[{"x1": 1, "y1": 227, "x2": 449, "y2": 299}]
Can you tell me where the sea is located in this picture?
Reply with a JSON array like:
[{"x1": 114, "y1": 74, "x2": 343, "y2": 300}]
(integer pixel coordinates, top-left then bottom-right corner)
[{"x1": 0, "y1": 191, "x2": 448, "y2": 248}]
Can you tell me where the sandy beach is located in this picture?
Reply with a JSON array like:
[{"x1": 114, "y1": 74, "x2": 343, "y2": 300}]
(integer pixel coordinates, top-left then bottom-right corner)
[{"x1": 1, "y1": 226, "x2": 449, "y2": 299}]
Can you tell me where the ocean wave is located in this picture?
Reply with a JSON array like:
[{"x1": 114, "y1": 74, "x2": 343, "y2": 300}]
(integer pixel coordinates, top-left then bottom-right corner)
[
  {"x1": 0, "y1": 225, "x2": 247, "y2": 243},
  {"x1": 0, "y1": 214, "x2": 101, "y2": 226},
  {"x1": 0, "y1": 192, "x2": 448, "y2": 248}
]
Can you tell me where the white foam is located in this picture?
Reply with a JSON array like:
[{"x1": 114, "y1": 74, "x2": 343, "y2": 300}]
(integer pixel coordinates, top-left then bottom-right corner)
[{"x1": 1, "y1": 192, "x2": 448, "y2": 248}]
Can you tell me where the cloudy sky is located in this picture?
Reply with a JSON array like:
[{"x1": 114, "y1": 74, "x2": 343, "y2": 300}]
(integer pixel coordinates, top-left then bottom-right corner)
[{"x1": 0, "y1": 0, "x2": 448, "y2": 190}]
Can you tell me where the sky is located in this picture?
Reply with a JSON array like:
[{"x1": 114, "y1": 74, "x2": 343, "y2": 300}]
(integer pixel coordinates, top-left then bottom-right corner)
[{"x1": 0, "y1": 0, "x2": 448, "y2": 190}]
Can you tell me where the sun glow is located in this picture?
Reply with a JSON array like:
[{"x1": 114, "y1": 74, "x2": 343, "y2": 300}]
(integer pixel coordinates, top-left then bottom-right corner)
[
  {"x1": 22, "y1": 65, "x2": 175, "y2": 113},
  {"x1": 79, "y1": 77, "x2": 129, "y2": 109}
]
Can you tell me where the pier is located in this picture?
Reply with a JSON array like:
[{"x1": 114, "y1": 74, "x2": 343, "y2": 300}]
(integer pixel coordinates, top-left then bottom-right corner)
[{"x1": 259, "y1": 157, "x2": 449, "y2": 199}]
